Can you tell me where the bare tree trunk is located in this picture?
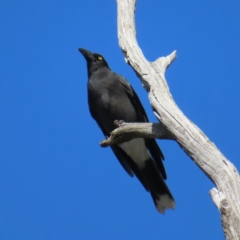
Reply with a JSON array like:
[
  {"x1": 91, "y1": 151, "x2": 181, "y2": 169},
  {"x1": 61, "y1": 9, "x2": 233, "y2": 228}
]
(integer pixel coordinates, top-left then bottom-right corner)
[{"x1": 106, "y1": 0, "x2": 240, "y2": 239}]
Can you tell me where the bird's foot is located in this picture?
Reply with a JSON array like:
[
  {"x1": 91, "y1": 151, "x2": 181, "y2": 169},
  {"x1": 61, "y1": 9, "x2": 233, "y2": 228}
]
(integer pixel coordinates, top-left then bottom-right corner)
[{"x1": 114, "y1": 120, "x2": 125, "y2": 127}]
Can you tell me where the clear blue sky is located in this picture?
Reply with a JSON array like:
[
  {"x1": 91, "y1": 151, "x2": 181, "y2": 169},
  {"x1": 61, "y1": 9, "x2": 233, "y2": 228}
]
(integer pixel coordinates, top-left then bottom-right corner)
[{"x1": 1, "y1": 1, "x2": 240, "y2": 239}]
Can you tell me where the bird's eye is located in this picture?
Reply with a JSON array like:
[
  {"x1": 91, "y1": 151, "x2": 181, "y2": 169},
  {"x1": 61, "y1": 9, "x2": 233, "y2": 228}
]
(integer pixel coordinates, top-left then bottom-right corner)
[{"x1": 98, "y1": 56, "x2": 103, "y2": 61}]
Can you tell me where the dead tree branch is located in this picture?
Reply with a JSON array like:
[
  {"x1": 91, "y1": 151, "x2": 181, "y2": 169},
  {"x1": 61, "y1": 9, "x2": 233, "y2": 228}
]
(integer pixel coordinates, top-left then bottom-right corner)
[
  {"x1": 100, "y1": 122, "x2": 174, "y2": 147},
  {"x1": 112, "y1": 0, "x2": 240, "y2": 239}
]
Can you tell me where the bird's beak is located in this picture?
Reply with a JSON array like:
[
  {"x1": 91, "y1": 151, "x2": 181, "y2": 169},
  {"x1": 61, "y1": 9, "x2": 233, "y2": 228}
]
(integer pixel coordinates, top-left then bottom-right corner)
[{"x1": 78, "y1": 48, "x2": 94, "y2": 61}]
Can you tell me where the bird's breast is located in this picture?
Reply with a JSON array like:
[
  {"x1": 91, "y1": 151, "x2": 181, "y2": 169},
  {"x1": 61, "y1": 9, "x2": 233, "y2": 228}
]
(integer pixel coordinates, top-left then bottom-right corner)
[{"x1": 88, "y1": 76, "x2": 138, "y2": 124}]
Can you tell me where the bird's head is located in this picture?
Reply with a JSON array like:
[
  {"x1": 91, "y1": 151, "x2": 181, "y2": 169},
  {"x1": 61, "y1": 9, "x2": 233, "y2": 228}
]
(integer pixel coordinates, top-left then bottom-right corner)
[{"x1": 79, "y1": 48, "x2": 110, "y2": 76}]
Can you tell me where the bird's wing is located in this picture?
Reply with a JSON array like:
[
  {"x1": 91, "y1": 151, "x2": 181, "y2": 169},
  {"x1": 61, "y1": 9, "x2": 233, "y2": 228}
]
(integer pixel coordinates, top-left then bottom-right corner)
[
  {"x1": 117, "y1": 75, "x2": 167, "y2": 179},
  {"x1": 117, "y1": 75, "x2": 149, "y2": 122}
]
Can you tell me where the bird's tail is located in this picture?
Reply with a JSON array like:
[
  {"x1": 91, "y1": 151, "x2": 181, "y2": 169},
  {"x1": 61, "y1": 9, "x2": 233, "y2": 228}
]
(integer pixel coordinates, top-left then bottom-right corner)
[{"x1": 143, "y1": 159, "x2": 175, "y2": 214}]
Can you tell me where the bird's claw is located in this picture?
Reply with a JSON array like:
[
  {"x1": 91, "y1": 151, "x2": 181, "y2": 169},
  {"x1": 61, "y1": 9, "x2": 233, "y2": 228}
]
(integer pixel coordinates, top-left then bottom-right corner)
[{"x1": 114, "y1": 120, "x2": 125, "y2": 126}]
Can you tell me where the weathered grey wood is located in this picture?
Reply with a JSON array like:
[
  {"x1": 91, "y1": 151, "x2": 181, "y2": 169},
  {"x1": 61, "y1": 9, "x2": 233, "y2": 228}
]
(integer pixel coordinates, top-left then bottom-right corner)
[
  {"x1": 100, "y1": 122, "x2": 174, "y2": 147},
  {"x1": 115, "y1": 0, "x2": 240, "y2": 239}
]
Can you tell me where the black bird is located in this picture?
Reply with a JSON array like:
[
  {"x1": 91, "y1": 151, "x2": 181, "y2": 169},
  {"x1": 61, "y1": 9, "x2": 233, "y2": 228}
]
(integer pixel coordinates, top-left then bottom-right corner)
[{"x1": 79, "y1": 48, "x2": 175, "y2": 213}]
